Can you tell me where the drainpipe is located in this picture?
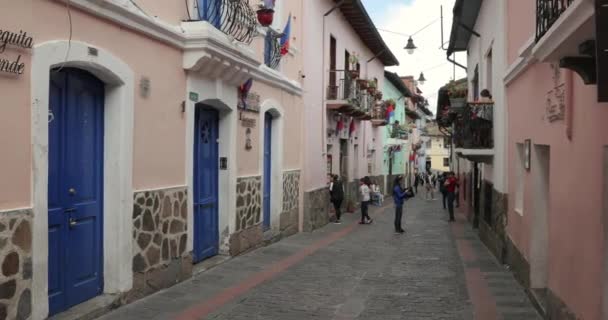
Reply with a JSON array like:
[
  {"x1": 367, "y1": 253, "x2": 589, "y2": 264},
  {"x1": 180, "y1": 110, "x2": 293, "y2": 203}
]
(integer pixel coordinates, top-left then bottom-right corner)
[
  {"x1": 321, "y1": 1, "x2": 345, "y2": 157},
  {"x1": 566, "y1": 69, "x2": 574, "y2": 140}
]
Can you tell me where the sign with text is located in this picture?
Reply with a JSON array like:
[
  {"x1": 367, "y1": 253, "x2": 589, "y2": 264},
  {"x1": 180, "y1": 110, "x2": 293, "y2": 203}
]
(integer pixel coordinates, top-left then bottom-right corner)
[
  {"x1": 237, "y1": 92, "x2": 260, "y2": 112},
  {"x1": 0, "y1": 29, "x2": 33, "y2": 76},
  {"x1": 545, "y1": 63, "x2": 566, "y2": 122}
]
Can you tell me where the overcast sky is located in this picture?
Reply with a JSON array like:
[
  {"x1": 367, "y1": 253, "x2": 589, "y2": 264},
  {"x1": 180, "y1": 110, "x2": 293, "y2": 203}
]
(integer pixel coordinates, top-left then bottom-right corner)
[{"x1": 361, "y1": 0, "x2": 467, "y2": 114}]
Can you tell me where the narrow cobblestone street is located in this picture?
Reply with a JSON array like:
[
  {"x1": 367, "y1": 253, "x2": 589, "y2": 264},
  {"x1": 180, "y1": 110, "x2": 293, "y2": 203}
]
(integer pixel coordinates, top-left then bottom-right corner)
[{"x1": 98, "y1": 197, "x2": 540, "y2": 320}]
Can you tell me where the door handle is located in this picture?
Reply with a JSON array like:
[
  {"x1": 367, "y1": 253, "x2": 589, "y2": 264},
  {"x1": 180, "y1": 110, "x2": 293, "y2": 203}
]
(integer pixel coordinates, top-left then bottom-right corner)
[
  {"x1": 68, "y1": 188, "x2": 77, "y2": 195},
  {"x1": 69, "y1": 218, "x2": 77, "y2": 228}
]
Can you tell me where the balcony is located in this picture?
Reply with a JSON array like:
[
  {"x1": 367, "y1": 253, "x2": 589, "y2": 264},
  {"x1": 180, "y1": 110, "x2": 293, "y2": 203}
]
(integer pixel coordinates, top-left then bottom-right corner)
[
  {"x1": 264, "y1": 30, "x2": 282, "y2": 69},
  {"x1": 197, "y1": 0, "x2": 258, "y2": 44},
  {"x1": 326, "y1": 70, "x2": 376, "y2": 121},
  {"x1": 453, "y1": 102, "x2": 494, "y2": 162},
  {"x1": 371, "y1": 101, "x2": 388, "y2": 127},
  {"x1": 389, "y1": 123, "x2": 409, "y2": 140},
  {"x1": 536, "y1": 0, "x2": 575, "y2": 42}
]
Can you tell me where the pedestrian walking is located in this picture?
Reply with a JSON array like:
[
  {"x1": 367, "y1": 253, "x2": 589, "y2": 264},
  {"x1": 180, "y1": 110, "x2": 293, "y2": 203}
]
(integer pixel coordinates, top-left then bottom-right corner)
[
  {"x1": 359, "y1": 177, "x2": 373, "y2": 224},
  {"x1": 444, "y1": 171, "x2": 460, "y2": 222},
  {"x1": 393, "y1": 176, "x2": 413, "y2": 233},
  {"x1": 438, "y1": 172, "x2": 448, "y2": 209},
  {"x1": 413, "y1": 172, "x2": 420, "y2": 194},
  {"x1": 328, "y1": 174, "x2": 344, "y2": 224},
  {"x1": 425, "y1": 172, "x2": 435, "y2": 201}
]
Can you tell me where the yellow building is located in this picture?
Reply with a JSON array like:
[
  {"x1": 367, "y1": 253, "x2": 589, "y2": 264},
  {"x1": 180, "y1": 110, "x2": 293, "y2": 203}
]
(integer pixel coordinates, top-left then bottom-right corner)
[{"x1": 423, "y1": 123, "x2": 450, "y2": 173}]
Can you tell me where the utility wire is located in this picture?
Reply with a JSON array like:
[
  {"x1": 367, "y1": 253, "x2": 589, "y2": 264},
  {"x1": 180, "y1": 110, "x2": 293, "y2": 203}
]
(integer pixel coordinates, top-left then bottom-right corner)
[
  {"x1": 377, "y1": 17, "x2": 440, "y2": 38},
  {"x1": 55, "y1": 0, "x2": 72, "y2": 73}
]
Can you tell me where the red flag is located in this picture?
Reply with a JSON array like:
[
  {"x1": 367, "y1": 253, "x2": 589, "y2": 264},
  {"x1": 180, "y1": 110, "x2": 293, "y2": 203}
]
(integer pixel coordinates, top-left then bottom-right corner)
[
  {"x1": 349, "y1": 119, "x2": 356, "y2": 137},
  {"x1": 336, "y1": 118, "x2": 344, "y2": 135}
]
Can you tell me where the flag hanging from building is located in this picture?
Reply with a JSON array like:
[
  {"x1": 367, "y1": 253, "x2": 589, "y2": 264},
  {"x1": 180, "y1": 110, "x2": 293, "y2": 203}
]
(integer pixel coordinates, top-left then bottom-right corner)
[
  {"x1": 239, "y1": 78, "x2": 253, "y2": 109},
  {"x1": 280, "y1": 14, "x2": 292, "y2": 56},
  {"x1": 386, "y1": 104, "x2": 394, "y2": 121},
  {"x1": 349, "y1": 118, "x2": 356, "y2": 137},
  {"x1": 336, "y1": 117, "x2": 344, "y2": 135}
]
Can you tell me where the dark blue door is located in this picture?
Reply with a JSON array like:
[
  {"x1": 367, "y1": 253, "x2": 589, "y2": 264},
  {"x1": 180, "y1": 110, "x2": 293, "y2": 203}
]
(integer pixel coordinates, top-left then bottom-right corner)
[
  {"x1": 263, "y1": 113, "x2": 272, "y2": 230},
  {"x1": 48, "y1": 68, "x2": 104, "y2": 315},
  {"x1": 193, "y1": 107, "x2": 219, "y2": 262}
]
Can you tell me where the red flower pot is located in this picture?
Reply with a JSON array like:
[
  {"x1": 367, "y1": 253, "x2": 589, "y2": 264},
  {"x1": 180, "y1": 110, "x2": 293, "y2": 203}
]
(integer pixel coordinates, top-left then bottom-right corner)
[{"x1": 257, "y1": 9, "x2": 274, "y2": 27}]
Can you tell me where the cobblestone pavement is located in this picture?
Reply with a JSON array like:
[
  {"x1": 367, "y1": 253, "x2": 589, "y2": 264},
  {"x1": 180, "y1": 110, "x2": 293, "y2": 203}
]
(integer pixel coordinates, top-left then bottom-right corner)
[{"x1": 98, "y1": 197, "x2": 540, "y2": 320}]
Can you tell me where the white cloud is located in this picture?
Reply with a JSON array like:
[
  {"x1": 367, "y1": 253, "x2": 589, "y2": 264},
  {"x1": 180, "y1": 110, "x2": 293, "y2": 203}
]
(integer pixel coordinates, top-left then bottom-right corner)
[{"x1": 374, "y1": 0, "x2": 468, "y2": 114}]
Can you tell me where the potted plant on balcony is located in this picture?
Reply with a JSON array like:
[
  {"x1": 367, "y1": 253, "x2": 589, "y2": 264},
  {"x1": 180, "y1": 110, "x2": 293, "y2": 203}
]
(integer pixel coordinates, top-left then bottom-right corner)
[
  {"x1": 357, "y1": 79, "x2": 368, "y2": 89},
  {"x1": 375, "y1": 91, "x2": 383, "y2": 100},
  {"x1": 257, "y1": 0, "x2": 275, "y2": 27},
  {"x1": 367, "y1": 80, "x2": 376, "y2": 95},
  {"x1": 386, "y1": 98, "x2": 396, "y2": 108},
  {"x1": 348, "y1": 54, "x2": 360, "y2": 79},
  {"x1": 446, "y1": 80, "x2": 468, "y2": 108}
]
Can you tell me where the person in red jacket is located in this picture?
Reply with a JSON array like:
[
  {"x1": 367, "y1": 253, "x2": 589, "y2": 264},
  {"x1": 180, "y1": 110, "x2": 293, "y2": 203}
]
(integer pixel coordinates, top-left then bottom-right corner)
[{"x1": 444, "y1": 171, "x2": 459, "y2": 222}]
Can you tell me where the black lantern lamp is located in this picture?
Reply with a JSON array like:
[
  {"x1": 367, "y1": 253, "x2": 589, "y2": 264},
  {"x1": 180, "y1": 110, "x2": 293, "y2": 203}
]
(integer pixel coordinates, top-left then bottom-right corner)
[
  {"x1": 404, "y1": 36, "x2": 417, "y2": 55},
  {"x1": 417, "y1": 72, "x2": 427, "y2": 85}
]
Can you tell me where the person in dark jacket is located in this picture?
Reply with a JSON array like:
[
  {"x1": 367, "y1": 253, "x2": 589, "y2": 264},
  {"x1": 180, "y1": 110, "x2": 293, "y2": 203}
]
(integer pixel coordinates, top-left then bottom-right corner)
[
  {"x1": 328, "y1": 174, "x2": 344, "y2": 224},
  {"x1": 438, "y1": 172, "x2": 448, "y2": 209},
  {"x1": 393, "y1": 175, "x2": 413, "y2": 233}
]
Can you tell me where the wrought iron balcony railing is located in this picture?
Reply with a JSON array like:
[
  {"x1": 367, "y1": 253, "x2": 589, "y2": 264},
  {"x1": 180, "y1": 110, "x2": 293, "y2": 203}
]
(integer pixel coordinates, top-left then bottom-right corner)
[
  {"x1": 198, "y1": 0, "x2": 257, "y2": 44},
  {"x1": 536, "y1": 0, "x2": 574, "y2": 42},
  {"x1": 264, "y1": 30, "x2": 282, "y2": 69},
  {"x1": 453, "y1": 102, "x2": 494, "y2": 149},
  {"x1": 326, "y1": 70, "x2": 361, "y2": 103}
]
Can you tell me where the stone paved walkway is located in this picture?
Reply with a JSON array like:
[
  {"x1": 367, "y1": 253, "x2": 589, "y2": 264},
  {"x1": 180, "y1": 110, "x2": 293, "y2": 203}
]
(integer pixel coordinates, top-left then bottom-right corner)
[{"x1": 98, "y1": 196, "x2": 541, "y2": 320}]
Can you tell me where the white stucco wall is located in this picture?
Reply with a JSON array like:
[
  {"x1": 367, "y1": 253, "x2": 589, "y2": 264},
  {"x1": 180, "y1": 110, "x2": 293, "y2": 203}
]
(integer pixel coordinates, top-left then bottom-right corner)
[{"x1": 465, "y1": 0, "x2": 508, "y2": 193}]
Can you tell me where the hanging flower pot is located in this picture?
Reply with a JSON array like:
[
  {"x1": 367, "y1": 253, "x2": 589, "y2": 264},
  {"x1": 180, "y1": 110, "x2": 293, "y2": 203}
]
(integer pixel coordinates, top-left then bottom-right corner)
[
  {"x1": 367, "y1": 87, "x2": 376, "y2": 95},
  {"x1": 257, "y1": 8, "x2": 275, "y2": 27}
]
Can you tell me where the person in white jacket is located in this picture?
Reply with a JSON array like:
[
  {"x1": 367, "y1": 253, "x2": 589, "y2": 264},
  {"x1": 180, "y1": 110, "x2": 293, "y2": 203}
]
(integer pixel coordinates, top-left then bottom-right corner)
[{"x1": 359, "y1": 177, "x2": 373, "y2": 224}]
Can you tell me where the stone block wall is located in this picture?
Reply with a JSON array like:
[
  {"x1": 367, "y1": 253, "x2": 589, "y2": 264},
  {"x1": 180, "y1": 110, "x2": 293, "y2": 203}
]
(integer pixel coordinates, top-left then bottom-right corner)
[
  {"x1": 230, "y1": 176, "x2": 262, "y2": 256},
  {"x1": 129, "y1": 187, "x2": 191, "y2": 302},
  {"x1": 303, "y1": 187, "x2": 330, "y2": 232},
  {"x1": 0, "y1": 209, "x2": 32, "y2": 320},
  {"x1": 280, "y1": 170, "x2": 300, "y2": 238},
  {"x1": 478, "y1": 181, "x2": 509, "y2": 263}
]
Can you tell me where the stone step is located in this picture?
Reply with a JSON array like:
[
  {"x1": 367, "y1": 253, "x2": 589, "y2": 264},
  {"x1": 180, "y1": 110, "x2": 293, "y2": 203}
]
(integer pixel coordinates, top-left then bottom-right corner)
[{"x1": 49, "y1": 294, "x2": 121, "y2": 320}]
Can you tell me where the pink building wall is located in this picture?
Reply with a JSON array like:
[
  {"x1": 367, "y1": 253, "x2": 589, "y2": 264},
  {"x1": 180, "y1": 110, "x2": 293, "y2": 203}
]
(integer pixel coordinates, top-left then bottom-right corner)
[{"x1": 506, "y1": 1, "x2": 607, "y2": 318}]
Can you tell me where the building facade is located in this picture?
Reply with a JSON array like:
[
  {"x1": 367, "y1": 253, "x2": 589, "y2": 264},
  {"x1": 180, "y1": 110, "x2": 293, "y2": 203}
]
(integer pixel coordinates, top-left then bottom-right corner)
[
  {"x1": 504, "y1": 0, "x2": 608, "y2": 319},
  {"x1": 443, "y1": 0, "x2": 509, "y2": 266},
  {"x1": 0, "y1": 0, "x2": 304, "y2": 318},
  {"x1": 382, "y1": 71, "x2": 414, "y2": 186},
  {"x1": 440, "y1": 0, "x2": 608, "y2": 319},
  {"x1": 423, "y1": 123, "x2": 451, "y2": 173},
  {"x1": 301, "y1": 0, "x2": 398, "y2": 223}
]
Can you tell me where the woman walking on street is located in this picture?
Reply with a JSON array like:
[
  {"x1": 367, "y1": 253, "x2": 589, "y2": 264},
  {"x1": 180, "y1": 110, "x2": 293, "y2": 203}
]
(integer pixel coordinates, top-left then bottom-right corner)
[
  {"x1": 359, "y1": 177, "x2": 373, "y2": 224},
  {"x1": 444, "y1": 171, "x2": 460, "y2": 222},
  {"x1": 329, "y1": 174, "x2": 344, "y2": 224},
  {"x1": 393, "y1": 176, "x2": 413, "y2": 233}
]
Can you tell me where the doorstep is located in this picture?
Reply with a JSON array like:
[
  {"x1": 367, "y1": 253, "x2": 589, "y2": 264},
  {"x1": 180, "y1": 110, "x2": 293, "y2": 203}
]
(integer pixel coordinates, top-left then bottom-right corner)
[
  {"x1": 192, "y1": 255, "x2": 231, "y2": 276},
  {"x1": 48, "y1": 294, "x2": 121, "y2": 320}
]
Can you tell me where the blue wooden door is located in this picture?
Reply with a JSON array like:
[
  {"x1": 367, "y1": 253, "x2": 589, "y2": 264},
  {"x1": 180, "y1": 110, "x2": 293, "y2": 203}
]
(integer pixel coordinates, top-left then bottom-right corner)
[
  {"x1": 193, "y1": 107, "x2": 219, "y2": 262},
  {"x1": 263, "y1": 113, "x2": 272, "y2": 230},
  {"x1": 48, "y1": 68, "x2": 104, "y2": 315}
]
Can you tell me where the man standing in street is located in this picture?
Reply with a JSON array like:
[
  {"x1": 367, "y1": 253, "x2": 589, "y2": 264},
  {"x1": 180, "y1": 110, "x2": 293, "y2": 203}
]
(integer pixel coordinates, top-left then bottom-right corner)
[
  {"x1": 444, "y1": 171, "x2": 459, "y2": 222},
  {"x1": 438, "y1": 172, "x2": 448, "y2": 210}
]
